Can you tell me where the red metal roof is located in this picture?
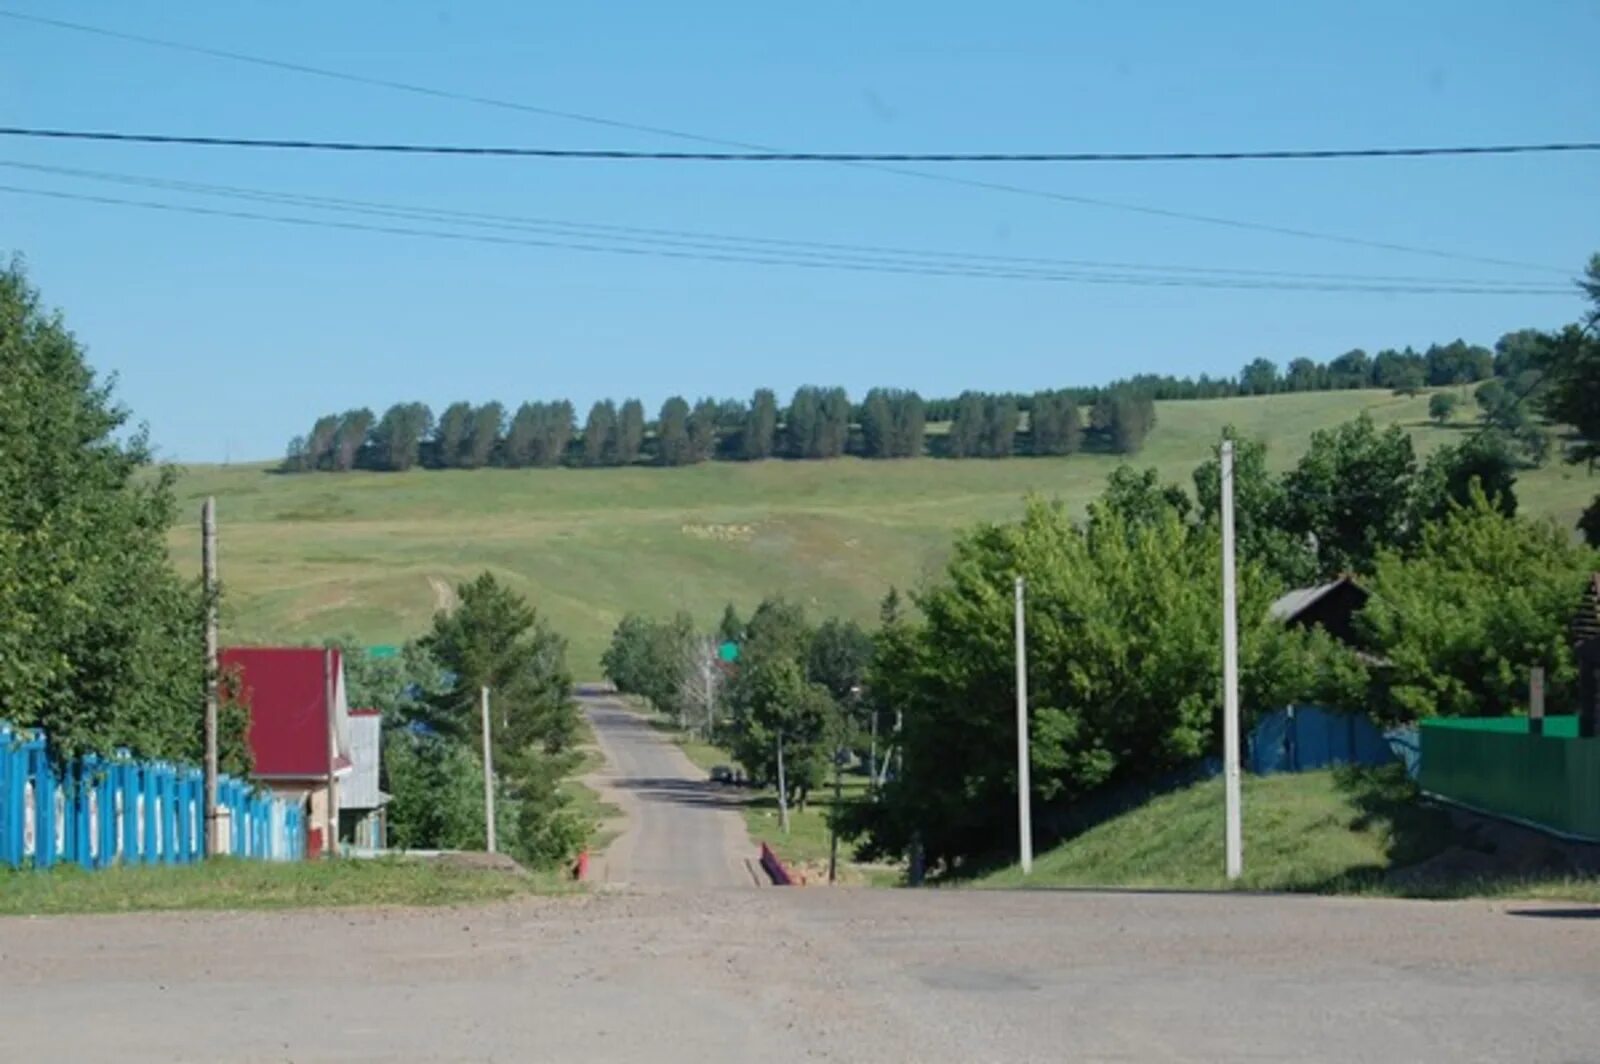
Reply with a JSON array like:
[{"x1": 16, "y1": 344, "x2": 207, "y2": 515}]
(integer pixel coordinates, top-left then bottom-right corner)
[{"x1": 221, "y1": 647, "x2": 340, "y2": 779}]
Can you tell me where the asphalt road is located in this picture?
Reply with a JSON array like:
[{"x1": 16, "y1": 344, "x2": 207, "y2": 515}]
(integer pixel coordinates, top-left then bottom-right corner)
[{"x1": 580, "y1": 693, "x2": 756, "y2": 888}]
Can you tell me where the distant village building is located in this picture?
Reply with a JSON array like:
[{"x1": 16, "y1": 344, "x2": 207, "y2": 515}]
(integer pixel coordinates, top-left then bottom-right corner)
[
  {"x1": 1267, "y1": 575, "x2": 1369, "y2": 646},
  {"x1": 220, "y1": 647, "x2": 388, "y2": 856}
]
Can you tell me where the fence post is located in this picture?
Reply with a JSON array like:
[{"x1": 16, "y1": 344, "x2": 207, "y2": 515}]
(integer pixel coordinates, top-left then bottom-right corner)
[
  {"x1": 32, "y1": 739, "x2": 55, "y2": 869},
  {"x1": 0, "y1": 724, "x2": 17, "y2": 868}
]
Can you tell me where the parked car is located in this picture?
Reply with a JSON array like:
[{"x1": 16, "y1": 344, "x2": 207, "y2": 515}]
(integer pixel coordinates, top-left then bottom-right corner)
[{"x1": 710, "y1": 764, "x2": 736, "y2": 784}]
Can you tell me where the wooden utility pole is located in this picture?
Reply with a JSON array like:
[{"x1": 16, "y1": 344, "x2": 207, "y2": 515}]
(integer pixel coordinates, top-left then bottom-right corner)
[
  {"x1": 323, "y1": 647, "x2": 337, "y2": 858},
  {"x1": 1220, "y1": 440, "x2": 1243, "y2": 881},
  {"x1": 202, "y1": 497, "x2": 220, "y2": 856},
  {"x1": 481, "y1": 686, "x2": 497, "y2": 853}
]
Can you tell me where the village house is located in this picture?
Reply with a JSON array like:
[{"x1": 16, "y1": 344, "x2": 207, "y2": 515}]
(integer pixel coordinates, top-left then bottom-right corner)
[{"x1": 220, "y1": 647, "x2": 387, "y2": 856}]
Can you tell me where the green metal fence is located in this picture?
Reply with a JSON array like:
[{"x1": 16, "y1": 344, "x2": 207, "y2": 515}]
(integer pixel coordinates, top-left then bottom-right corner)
[{"x1": 1419, "y1": 715, "x2": 1600, "y2": 841}]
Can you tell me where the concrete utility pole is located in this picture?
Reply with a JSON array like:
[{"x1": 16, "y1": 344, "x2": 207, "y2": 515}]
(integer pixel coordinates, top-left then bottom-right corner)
[
  {"x1": 1015, "y1": 576, "x2": 1033, "y2": 875},
  {"x1": 323, "y1": 647, "x2": 337, "y2": 858},
  {"x1": 481, "y1": 686, "x2": 497, "y2": 853},
  {"x1": 1220, "y1": 440, "x2": 1243, "y2": 881},
  {"x1": 202, "y1": 497, "x2": 220, "y2": 857}
]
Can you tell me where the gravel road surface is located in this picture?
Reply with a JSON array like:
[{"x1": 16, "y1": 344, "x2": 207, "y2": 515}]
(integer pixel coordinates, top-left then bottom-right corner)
[
  {"x1": 3, "y1": 889, "x2": 1596, "y2": 1062},
  {"x1": 3, "y1": 696, "x2": 1596, "y2": 1061}
]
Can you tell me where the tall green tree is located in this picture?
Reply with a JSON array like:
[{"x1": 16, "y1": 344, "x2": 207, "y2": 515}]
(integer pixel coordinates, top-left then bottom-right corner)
[
  {"x1": 1536, "y1": 254, "x2": 1600, "y2": 540},
  {"x1": 1029, "y1": 391, "x2": 1081, "y2": 456},
  {"x1": 419, "y1": 572, "x2": 583, "y2": 867},
  {"x1": 433, "y1": 401, "x2": 473, "y2": 469},
  {"x1": 847, "y1": 496, "x2": 1360, "y2": 870},
  {"x1": 304, "y1": 413, "x2": 340, "y2": 471},
  {"x1": 744, "y1": 388, "x2": 778, "y2": 460},
  {"x1": 332, "y1": 408, "x2": 375, "y2": 471},
  {"x1": 616, "y1": 399, "x2": 646, "y2": 465},
  {"x1": 1193, "y1": 431, "x2": 1316, "y2": 587},
  {"x1": 1412, "y1": 433, "x2": 1519, "y2": 523},
  {"x1": 688, "y1": 397, "x2": 720, "y2": 462},
  {"x1": 462, "y1": 401, "x2": 503, "y2": 469},
  {"x1": 582, "y1": 400, "x2": 617, "y2": 467},
  {"x1": 371, "y1": 402, "x2": 432, "y2": 471},
  {"x1": 981, "y1": 396, "x2": 1020, "y2": 457},
  {"x1": 0, "y1": 260, "x2": 250, "y2": 764},
  {"x1": 786, "y1": 387, "x2": 821, "y2": 458},
  {"x1": 656, "y1": 396, "x2": 692, "y2": 466},
  {"x1": 1239, "y1": 357, "x2": 1281, "y2": 395},
  {"x1": 891, "y1": 391, "x2": 927, "y2": 457},
  {"x1": 860, "y1": 389, "x2": 894, "y2": 458},
  {"x1": 541, "y1": 400, "x2": 576, "y2": 466},
  {"x1": 1428, "y1": 392, "x2": 1459, "y2": 425},
  {"x1": 1360, "y1": 489, "x2": 1596, "y2": 720},
  {"x1": 947, "y1": 391, "x2": 986, "y2": 458},
  {"x1": 817, "y1": 387, "x2": 852, "y2": 458},
  {"x1": 1281, "y1": 413, "x2": 1417, "y2": 576}
]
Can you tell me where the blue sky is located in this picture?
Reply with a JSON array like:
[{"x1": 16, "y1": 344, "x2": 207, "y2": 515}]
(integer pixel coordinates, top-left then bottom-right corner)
[{"x1": 2, "y1": 1, "x2": 1595, "y2": 461}]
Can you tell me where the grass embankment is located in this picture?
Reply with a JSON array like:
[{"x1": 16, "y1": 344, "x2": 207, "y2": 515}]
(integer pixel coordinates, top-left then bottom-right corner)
[
  {"x1": 0, "y1": 857, "x2": 572, "y2": 916},
  {"x1": 169, "y1": 390, "x2": 1597, "y2": 675},
  {"x1": 975, "y1": 767, "x2": 1600, "y2": 902}
]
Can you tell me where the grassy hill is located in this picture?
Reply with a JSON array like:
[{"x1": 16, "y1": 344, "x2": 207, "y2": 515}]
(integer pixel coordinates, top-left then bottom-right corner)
[{"x1": 170, "y1": 389, "x2": 1596, "y2": 675}]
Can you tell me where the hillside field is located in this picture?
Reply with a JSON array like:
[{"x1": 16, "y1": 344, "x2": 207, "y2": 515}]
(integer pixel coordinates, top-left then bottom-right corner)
[{"x1": 169, "y1": 389, "x2": 1596, "y2": 675}]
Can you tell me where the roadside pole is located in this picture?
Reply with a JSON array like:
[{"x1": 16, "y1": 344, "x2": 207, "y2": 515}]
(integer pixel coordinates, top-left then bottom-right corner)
[
  {"x1": 202, "y1": 497, "x2": 220, "y2": 857},
  {"x1": 1015, "y1": 575, "x2": 1033, "y2": 875},
  {"x1": 776, "y1": 731, "x2": 790, "y2": 834},
  {"x1": 1220, "y1": 440, "x2": 1243, "y2": 881},
  {"x1": 481, "y1": 686, "x2": 497, "y2": 853},
  {"x1": 323, "y1": 647, "x2": 337, "y2": 858},
  {"x1": 828, "y1": 746, "x2": 843, "y2": 884}
]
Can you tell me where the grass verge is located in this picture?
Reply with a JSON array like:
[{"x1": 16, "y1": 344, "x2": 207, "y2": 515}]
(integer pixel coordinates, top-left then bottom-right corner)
[
  {"x1": 564, "y1": 715, "x2": 623, "y2": 852},
  {"x1": 0, "y1": 856, "x2": 572, "y2": 916},
  {"x1": 974, "y1": 766, "x2": 1600, "y2": 902}
]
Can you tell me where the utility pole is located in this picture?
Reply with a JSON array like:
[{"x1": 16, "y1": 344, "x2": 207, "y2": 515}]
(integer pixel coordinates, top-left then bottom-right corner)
[
  {"x1": 1220, "y1": 439, "x2": 1243, "y2": 881},
  {"x1": 1015, "y1": 576, "x2": 1033, "y2": 875},
  {"x1": 323, "y1": 647, "x2": 337, "y2": 859},
  {"x1": 828, "y1": 747, "x2": 843, "y2": 884},
  {"x1": 481, "y1": 686, "x2": 497, "y2": 853},
  {"x1": 202, "y1": 497, "x2": 220, "y2": 857}
]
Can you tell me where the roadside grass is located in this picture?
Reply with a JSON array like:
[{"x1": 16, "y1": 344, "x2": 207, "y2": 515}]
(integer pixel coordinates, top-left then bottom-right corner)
[
  {"x1": 169, "y1": 390, "x2": 1596, "y2": 675},
  {"x1": 565, "y1": 716, "x2": 623, "y2": 852},
  {"x1": 0, "y1": 857, "x2": 572, "y2": 916},
  {"x1": 974, "y1": 767, "x2": 1600, "y2": 903}
]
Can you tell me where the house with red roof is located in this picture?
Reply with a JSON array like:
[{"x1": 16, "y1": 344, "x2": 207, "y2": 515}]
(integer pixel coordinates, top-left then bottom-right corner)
[{"x1": 220, "y1": 647, "x2": 387, "y2": 856}]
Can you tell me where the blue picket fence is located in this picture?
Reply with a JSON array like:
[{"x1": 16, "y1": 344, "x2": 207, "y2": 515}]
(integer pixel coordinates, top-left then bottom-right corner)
[{"x1": 0, "y1": 721, "x2": 305, "y2": 870}]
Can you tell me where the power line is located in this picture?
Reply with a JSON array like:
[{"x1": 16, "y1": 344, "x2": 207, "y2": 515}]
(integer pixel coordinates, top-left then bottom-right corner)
[
  {"x1": 2, "y1": 159, "x2": 1571, "y2": 290},
  {"x1": 0, "y1": 9, "x2": 1571, "y2": 275},
  {"x1": 4, "y1": 126, "x2": 1596, "y2": 163},
  {"x1": 0, "y1": 181, "x2": 1572, "y2": 296}
]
